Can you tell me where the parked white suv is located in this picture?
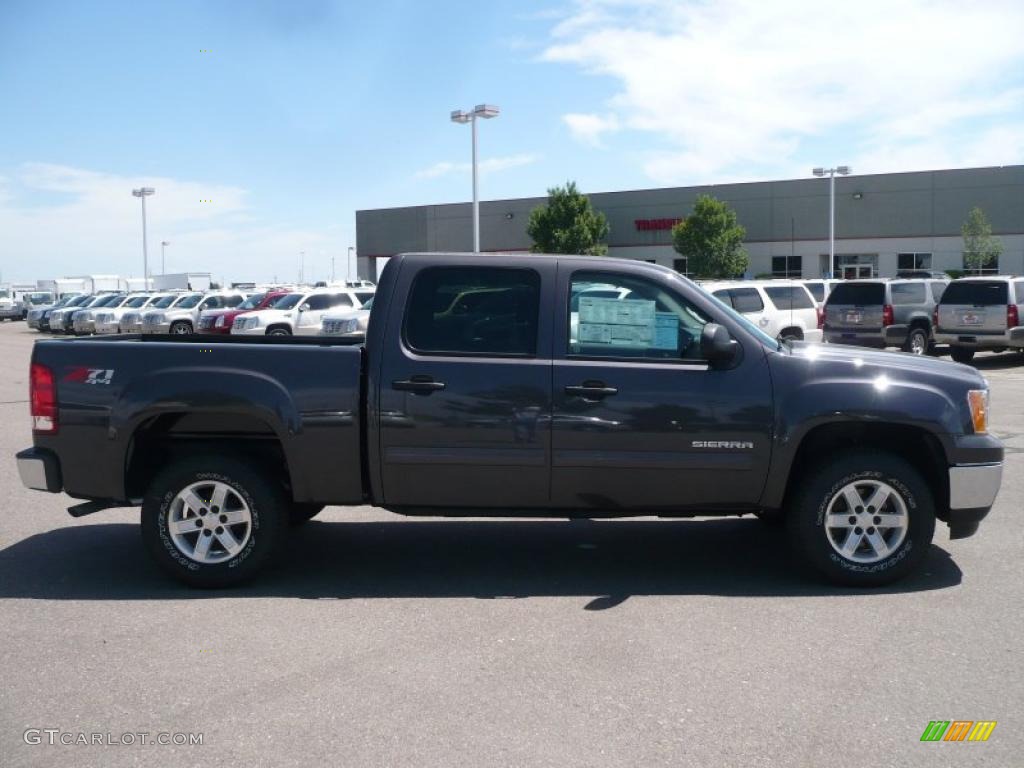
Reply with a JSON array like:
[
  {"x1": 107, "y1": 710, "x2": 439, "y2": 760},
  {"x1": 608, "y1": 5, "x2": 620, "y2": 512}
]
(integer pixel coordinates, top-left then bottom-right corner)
[
  {"x1": 704, "y1": 280, "x2": 823, "y2": 342},
  {"x1": 94, "y1": 293, "x2": 158, "y2": 334},
  {"x1": 142, "y1": 290, "x2": 248, "y2": 335},
  {"x1": 233, "y1": 289, "x2": 371, "y2": 336}
]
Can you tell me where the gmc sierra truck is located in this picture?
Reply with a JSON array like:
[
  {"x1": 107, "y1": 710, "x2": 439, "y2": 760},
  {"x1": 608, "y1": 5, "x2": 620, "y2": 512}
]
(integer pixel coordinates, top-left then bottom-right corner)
[{"x1": 16, "y1": 253, "x2": 1003, "y2": 588}]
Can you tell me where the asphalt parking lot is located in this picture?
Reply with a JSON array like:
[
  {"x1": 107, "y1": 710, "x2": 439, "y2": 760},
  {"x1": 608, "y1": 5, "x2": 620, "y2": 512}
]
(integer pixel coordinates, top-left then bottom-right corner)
[{"x1": 0, "y1": 323, "x2": 1021, "y2": 767}]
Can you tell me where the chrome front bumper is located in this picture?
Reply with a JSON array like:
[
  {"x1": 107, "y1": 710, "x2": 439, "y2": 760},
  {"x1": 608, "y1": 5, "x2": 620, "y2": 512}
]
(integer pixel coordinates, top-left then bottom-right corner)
[{"x1": 948, "y1": 462, "x2": 1002, "y2": 510}]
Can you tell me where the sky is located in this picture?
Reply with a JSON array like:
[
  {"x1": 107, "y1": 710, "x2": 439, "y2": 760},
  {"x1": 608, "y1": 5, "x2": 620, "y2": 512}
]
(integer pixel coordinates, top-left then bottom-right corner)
[{"x1": 1, "y1": 0, "x2": 1023, "y2": 284}]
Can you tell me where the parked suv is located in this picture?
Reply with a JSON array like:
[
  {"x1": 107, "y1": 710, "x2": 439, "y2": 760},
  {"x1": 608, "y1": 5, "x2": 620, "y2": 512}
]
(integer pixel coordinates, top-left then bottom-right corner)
[
  {"x1": 704, "y1": 280, "x2": 822, "y2": 342},
  {"x1": 72, "y1": 293, "x2": 133, "y2": 335},
  {"x1": 142, "y1": 290, "x2": 247, "y2": 335},
  {"x1": 198, "y1": 289, "x2": 290, "y2": 334},
  {"x1": 232, "y1": 289, "x2": 370, "y2": 336},
  {"x1": 93, "y1": 294, "x2": 157, "y2": 334},
  {"x1": 119, "y1": 292, "x2": 183, "y2": 333},
  {"x1": 823, "y1": 278, "x2": 948, "y2": 355},
  {"x1": 934, "y1": 276, "x2": 1024, "y2": 364}
]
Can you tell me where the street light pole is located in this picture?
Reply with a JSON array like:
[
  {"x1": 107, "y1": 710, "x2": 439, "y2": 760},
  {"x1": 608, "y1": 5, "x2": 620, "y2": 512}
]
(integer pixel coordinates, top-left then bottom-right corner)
[
  {"x1": 812, "y1": 166, "x2": 850, "y2": 277},
  {"x1": 160, "y1": 241, "x2": 170, "y2": 275},
  {"x1": 132, "y1": 187, "x2": 155, "y2": 284},
  {"x1": 451, "y1": 104, "x2": 500, "y2": 254}
]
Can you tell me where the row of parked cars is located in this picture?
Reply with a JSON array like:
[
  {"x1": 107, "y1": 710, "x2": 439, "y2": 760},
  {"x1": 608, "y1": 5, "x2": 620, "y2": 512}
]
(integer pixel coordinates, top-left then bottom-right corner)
[
  {"x1": 27, "y1": 284, "x2": 376, "y2": 339},
  {"x1": 697, "y1": 273, "x2": 1024, "y2": 363}
]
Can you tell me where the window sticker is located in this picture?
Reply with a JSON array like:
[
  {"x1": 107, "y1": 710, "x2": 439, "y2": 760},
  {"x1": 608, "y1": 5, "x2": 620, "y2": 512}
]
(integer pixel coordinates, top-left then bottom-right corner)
[{"x1": 577, "y1": 297, "x2": 677, "y2": 352}]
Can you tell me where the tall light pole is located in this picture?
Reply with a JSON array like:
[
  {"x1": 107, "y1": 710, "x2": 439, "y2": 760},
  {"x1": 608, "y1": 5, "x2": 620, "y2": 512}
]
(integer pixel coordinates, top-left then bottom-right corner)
[
  {"x1": 160, "y1": 241, "x2": 170, "y2": 275},
  {"x1": 451, "y1": 104, "x2": 500, "y2": 253},
  {"x1": 812, "y1": 166, "x2": 850, "y2": 277},
  {"x1": 132, "y1": 187, "x2": 155, "y2": 283}
]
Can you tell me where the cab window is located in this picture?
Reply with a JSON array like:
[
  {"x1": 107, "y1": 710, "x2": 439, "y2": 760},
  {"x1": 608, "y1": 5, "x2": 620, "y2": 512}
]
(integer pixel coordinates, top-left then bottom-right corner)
[{"x1": 568, "y1": 271, "x2": 710, "y2": 361}]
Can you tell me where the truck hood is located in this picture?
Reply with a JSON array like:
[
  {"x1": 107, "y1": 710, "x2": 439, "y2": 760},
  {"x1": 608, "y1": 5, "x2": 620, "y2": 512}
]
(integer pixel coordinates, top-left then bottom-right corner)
[{"x1": 785, "y1": 341, "x2": 986, "y2": 388}]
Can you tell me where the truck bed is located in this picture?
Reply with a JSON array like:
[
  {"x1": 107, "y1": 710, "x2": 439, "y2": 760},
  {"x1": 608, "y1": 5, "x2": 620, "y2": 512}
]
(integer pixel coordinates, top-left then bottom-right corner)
[{"x1": 30, "y1": 334, "x2": 366, "y2": 505}]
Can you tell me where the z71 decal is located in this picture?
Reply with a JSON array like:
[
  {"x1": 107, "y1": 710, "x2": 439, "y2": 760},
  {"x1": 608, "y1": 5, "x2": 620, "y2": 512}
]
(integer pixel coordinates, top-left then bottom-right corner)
[{"x1": 64, "y1": 366, "x2": 115, "y2": 385}]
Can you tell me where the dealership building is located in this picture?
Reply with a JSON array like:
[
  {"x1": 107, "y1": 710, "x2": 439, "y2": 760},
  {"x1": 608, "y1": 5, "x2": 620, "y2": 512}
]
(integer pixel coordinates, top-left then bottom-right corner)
[{"x1": 356, "y1": 164, "x2": 1023, "y2": 280}]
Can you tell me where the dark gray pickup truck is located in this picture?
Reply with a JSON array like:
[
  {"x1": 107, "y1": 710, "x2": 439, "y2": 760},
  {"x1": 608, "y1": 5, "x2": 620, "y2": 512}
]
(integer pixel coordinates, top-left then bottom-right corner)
[{"x1": 17, "y1": 253, "x2": 1003, "y2": 588}]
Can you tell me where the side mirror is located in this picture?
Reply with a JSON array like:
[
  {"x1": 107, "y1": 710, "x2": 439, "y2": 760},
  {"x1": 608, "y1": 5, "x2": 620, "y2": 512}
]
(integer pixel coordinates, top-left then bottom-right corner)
[{"x1": 700, "y1": 323, "x2": 739, "y2": 367}]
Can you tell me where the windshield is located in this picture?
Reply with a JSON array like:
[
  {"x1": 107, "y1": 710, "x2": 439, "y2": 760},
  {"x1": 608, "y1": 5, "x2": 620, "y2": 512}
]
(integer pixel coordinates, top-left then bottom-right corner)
[
  {"x1": 362, "y1": 296, "x2": 374, "y2": 310},
  {"x1": 238, "y1": 292, "x2": 268, "y2": 310},
  {"x1": 355, "y1": 291, "x2": 375, "y2": 305},
  {"x1": 26, "y1": 293, "x2": 53, "y2": 305},
  {"x1": 173, "y1": 294, "x2": 202, "y2": 309},
  {"x1": 94, "y1": 294, "x2": 125, "y2": 308},
  {"x1": 65, "y1": 295, "x2": 90, "y2": 307},
  {"x1": 150, "y1": 295, "x2": 176, "y2": 308},
  {"x1": 125, "y1": 295, "x2": 151, "y2": 308},
  {"x1": 270, "y1": 294, "x2": 303, "y2": 310}
]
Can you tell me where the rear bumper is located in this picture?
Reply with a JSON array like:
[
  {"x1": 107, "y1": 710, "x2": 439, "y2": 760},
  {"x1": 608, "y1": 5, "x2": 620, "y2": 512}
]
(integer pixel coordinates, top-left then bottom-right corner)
[
  {"x1": 934, "y1": 328, "x2": 1024, "y2": 349},
  {"x1": 823, "y1": 330, "x2": 886, "y2": 348},
  {"x1": 16, "y1": 447, "x2": 62, "y2": 493}
]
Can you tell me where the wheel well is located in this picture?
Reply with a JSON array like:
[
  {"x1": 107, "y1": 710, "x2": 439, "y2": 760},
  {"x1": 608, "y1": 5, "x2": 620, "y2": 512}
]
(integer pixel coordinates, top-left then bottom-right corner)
[
  {"x1": 265, "y1": 324, "x2": 292, "y2": 334},
  {"x1": 909, "y1": 318, "x2": 930, "y2": 331},
  {"x1": 124, "y1": 412, "x2": 295, "y2": 501},
  {"x1": 782, "y1": 422, "x2": 949, "y2": 518}
]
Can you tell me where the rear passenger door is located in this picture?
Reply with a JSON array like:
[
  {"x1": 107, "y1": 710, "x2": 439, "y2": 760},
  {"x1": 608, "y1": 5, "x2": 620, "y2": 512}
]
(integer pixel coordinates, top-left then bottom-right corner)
[{"x1": 377, "y1": 260, "x2": 554, "y2": 508}]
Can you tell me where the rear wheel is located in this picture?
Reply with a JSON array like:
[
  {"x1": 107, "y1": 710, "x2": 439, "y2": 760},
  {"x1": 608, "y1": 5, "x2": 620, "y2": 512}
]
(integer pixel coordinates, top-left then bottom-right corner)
[
  {"x1": 787, "y1": 452, "x2": 935, "y2": 587},
  {"x1": 950, "y1": 346, "x2": 975, "y2": 364},
  {"x1": 903, "y1": 327, "x2": 929, "y2": 355},
  {"x1": 141, "y1": 455, "x2": 289, "y2": 587},
  {"x1": 266, "y1": 326, "x2": 292, "y2": 336},
  {"x1": 170, "y1": 320, "x2": 193, "y2": 335}
]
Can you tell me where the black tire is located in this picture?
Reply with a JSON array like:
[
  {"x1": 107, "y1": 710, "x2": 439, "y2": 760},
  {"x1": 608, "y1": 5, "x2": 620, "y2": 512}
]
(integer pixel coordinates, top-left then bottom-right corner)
[
  {"x1": 289, "y1": 503, "x2": 324, "y2": 526},
  {"x1": 950, "y1": 346, "x2": 975, "y2": 364},
  {"x1": 141, "y1": 454, "x2": 289, "y2": 587},
  {"x1": 266, "y1": 326, "x2": 292, "y2": 336},
  {"x1": 786, "y1": 452, "x2": 935, "y2": 587},
  {"x1": 902, "y1": 327, "x2": 929, "y2": 355},
  {"x1": 170, "y1": 320, "x2": 193, "y2": 335}
]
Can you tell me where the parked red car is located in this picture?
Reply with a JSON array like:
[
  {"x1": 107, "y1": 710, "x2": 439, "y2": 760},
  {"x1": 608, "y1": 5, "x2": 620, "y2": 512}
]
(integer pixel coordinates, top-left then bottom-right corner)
[{"x1": 197, "y1": 290, "x2": 290, "y2": 334}]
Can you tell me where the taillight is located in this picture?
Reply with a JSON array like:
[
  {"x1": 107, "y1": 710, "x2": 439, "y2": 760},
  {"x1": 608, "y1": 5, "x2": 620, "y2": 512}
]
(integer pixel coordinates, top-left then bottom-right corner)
[
  {"x1": 30, "y1": 362, "x2": 57, "y2": 433},
  {"x1": 882, "y1": 304, "x2": 894, "y2": 326},
  {"x1": 1009, "y1": 304, "x2": 1019, "y2": 329},
  {"x1": 816, "y1": 306, "x2": 824, "y2": 329},
  {"x1": 933, "y1": 306, "x2": 939, "y2": 330}
]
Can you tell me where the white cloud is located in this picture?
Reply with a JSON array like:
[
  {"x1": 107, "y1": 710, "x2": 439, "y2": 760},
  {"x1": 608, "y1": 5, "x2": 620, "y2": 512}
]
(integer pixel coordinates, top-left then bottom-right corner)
[
  {"x1": 0, "y1": 163, "x2": 338, "y2": 284},
  {"x1": 414, "y1": 153, "x2": 539, "y2": 180},
  {"x1": 563, "y1": 113, "x2": 620, "y2": 148},
  {"x1": 543, "y1": 0, "x2": 1024, "y2": 183}
]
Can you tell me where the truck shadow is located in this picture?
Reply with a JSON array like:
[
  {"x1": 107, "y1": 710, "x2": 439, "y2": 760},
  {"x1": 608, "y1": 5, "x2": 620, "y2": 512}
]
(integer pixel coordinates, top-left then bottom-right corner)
[{"x1": 0, "y1": 517, "x2": 962, "y2": 605}]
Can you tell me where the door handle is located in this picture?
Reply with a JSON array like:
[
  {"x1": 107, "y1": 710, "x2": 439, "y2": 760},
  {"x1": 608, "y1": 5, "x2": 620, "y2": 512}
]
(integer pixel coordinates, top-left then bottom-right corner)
[
  {"x1": 564, "y1": 381, "x2": 618, "y2": 399},
  {"x1": 392, "y1": 376, "x2": 446, "y2": 394}
]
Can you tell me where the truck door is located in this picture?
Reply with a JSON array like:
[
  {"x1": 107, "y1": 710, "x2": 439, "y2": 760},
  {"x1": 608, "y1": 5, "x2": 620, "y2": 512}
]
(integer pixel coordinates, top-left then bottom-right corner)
[
  {"x1": 551, "y1": 263, "x2": 773, "y2": 511},
  {"x1": 377, "y1": 259, "x2": 554, "y2": 508}
]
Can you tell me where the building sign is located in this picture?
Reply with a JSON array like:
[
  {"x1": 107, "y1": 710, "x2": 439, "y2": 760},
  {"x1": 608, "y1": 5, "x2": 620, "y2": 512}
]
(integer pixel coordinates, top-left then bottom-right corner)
[{"x1": 634, "y1": 218, "x2": 682, "y2": 231}]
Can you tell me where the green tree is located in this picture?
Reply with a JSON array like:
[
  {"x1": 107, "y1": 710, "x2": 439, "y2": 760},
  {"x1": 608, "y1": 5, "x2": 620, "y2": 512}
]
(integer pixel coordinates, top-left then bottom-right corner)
[
  {"x1": 961, "y1": 206, "x2": 1002, "y2": 275},
  {"x1": 527, "y1": 181, "x2": 609, "y2": 255},
  {"x1": 671, "y1": 194, "x2": 749, "y2": 278}
]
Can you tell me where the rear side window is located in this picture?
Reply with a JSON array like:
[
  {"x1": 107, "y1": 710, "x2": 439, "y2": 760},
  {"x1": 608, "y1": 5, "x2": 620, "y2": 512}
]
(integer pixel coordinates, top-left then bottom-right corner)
[
  {"x1": 764, "y1": 286, "x2": 814, "y2": 310},
  {"x1": 929, "y1": 282, "x2": 947, "y2": 302},
  {"x1": 804, "y1": 282, "x2": 825, "y2": 303},
  {"x1": 827, "y1": 283, "x2": 885, "y2": 306},
  {"x1": 405, "y1": 267, "x2": 540, "y2": 355},
  {"x1": 329, "y1": 294, "x2": 354, "y2": 308},
  {"x1": 939, "y1": 281, "x2": 1008, "y2": 306},
  {"x1": 222, "y1": 295, "x2": 245, "y2": 308},
  {"x1": 1014, "y1": 282, "x2": 1024, "y2": 303},
  {"x1": 890, "y1": 282, "x2": 926, "y2": 305}
]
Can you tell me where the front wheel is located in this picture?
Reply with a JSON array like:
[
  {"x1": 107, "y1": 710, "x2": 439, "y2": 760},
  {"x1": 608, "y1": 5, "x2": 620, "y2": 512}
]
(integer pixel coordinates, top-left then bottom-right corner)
[
  {"x1": 266, "y1": 326, "x2": 292, "y2": 336},
  {"x1": 787, "y1": 453, "x2": 935, "y2": 587},
  {"x1": 141, "y1": 455, "x2": 289, "y2": 587},
  {"x1": 170, "y1": 320, "x2": 193, "y2": 335},
  {"x1": 950, "y1": 346, "x2": 975, "y2": 364}
]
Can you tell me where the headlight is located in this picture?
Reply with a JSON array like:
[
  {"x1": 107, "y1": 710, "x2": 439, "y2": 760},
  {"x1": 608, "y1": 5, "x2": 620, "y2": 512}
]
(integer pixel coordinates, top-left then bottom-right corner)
[
  {"x1": 215, "y1": 315, "x2": 225, "y2": 327},
  {"x1": 341, "y1": 318, "x2": 358, "y2": 334},
  {"x1": 967, "y1": 389, "x2": 989, "y2": 434}
]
